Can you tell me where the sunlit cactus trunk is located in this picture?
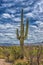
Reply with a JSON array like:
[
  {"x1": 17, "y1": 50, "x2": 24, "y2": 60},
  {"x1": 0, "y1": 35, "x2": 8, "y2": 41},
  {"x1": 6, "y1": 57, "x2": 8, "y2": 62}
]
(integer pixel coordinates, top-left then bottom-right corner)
[
  {"x1": 20, "y1": 38, "x2": 24, "y2": 58},
  {"x1": 16, "y1": 9, "x2": 28, "y2": 58}
]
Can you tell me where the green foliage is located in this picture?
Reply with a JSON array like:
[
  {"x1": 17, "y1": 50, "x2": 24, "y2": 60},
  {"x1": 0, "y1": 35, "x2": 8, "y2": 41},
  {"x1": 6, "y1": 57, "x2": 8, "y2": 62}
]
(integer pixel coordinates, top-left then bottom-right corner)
[
  {"x1": 0, "y1": 46, "x2": 43, "y2": 65},
  {"x1": 16, "y1": 62, "x2": 22, "y2": 65},
  {"x1": 10, "y1": 46, "x2": 22, "y2": 59},
  {"x1": 23, "y1": 62, "x2": 28, "y2": 65},
  {"x1": 15, "y1": 62, "x2": 28, "y2": 65},
  {"x1": 4, "y1": 49, "x2": 10, "y2": 62}
]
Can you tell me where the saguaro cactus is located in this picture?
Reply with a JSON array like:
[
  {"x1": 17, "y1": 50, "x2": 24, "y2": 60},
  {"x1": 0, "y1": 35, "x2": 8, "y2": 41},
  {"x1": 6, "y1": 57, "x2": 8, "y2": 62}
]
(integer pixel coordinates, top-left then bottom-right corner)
[{"x1": 16, "y1": 9, "x2": 28, "y2": 58}]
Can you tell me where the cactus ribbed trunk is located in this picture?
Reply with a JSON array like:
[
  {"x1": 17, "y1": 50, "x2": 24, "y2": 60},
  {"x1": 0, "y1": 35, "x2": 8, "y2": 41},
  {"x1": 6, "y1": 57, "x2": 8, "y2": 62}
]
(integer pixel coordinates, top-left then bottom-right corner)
[
  {"x1": 20, "y1": 38, "x2": 24, "y2": 58},
  {"x1": 16, "y1": 9, "x2": 28, "y2": 58}
]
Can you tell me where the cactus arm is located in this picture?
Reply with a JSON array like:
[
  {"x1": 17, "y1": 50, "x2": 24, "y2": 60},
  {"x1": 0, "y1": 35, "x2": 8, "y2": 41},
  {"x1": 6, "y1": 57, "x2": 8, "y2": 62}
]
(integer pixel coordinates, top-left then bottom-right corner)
[
  {"x1": 16, "y1": 29, "x2": 20, "y2": 40},
  {"x1": 24, "y1": 18, "x2": 28, "y2": 39}
]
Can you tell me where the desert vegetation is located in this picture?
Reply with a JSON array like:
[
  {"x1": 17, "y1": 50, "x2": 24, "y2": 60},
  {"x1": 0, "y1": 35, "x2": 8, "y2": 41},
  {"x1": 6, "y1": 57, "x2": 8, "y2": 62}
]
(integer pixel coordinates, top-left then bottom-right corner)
[{"x1": 0, "y1": 45, "x2": 43, "y2": 65}]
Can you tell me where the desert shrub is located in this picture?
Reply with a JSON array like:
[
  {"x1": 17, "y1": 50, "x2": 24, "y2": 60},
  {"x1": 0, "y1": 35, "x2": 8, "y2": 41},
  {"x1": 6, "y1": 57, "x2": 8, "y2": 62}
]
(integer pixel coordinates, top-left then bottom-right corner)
[
  {"x1": 24, "y1": 46, "x2": 34, "y2": 65},
  {"x1": 23, "y1": 62, "x2": 28, "y2": 65},
  {"x1": 16, "y1": 62, "x2": 22, "y2": 65},
  {"x1": 4, "y1": 49, "x2": 10, "y2": 62},
  {"x1": 36, "y1": 45, "x2": 42, "y2": 65},
  {"x1": 15, "y1": 62, "x2": 28, "y2": 65},
  {"x1": 0, "y1": 47, "x2": 5, "y2": 58},
  {"x1": 11, "y1": 46, "x2": 23, "y2": 59}
]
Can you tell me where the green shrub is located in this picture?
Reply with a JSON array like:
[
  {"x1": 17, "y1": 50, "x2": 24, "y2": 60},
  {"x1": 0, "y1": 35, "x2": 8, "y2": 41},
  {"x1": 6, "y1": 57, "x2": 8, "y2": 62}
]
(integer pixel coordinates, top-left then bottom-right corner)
[
  {"x1": 11, "y1": 46, "x2": 23, "y2": 59},
  {"x1": 4, "y1": 50, "x2": 10, "y2": 62},
  {"x1": 16, "y1": 62, "x2": 22, "y2": 65},
  {"x1": 23, "y1": 62, "x2": 28, "y2": 65},
  {"x1": 15, "y1": 62, "x2": 28, "y2": 65}
]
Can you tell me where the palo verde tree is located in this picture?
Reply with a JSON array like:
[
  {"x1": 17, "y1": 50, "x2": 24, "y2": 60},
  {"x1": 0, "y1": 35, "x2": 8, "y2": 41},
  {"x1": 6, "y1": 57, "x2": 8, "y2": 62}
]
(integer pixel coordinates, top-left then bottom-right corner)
[{"x1": 16, "y1": 9, "x2": 29, "y2": 58}]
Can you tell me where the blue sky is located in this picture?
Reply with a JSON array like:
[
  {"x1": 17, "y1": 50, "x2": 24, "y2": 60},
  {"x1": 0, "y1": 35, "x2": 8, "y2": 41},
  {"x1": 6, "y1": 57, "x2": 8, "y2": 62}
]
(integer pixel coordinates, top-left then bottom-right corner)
[{"x1": 0, "y1": 0, "x2": 43, "y2": 44}]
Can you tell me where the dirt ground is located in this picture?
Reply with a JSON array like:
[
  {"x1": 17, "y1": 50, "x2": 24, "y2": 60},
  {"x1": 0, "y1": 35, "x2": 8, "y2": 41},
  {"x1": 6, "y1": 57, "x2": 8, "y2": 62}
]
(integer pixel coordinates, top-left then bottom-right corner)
[{"x1": 0, "y1": 59, "x2": 12, "y2": 65}]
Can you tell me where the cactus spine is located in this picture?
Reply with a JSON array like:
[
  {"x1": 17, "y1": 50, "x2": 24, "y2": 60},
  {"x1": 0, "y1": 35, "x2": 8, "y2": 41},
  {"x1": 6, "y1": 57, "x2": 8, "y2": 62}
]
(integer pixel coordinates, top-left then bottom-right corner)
[{"x1": 16, "y1": 9, "x2": 28, "y2": 58}]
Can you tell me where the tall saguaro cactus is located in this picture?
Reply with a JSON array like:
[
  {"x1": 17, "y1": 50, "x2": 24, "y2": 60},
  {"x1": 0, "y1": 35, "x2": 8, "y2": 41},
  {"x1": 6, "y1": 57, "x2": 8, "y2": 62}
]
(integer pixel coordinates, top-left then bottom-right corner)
[{"x1": 16, "y1": 9, "x2": 28, "y2": 58}]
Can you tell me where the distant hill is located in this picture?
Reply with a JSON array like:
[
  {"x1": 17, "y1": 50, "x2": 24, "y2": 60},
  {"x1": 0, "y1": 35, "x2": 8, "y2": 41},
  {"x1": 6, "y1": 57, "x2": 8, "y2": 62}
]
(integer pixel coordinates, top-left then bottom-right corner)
[
  {"x1": 0, "y1": 43, "x2": 19, "y2": 46},
  {"x1": 0, "y1": 42, "x2": 43, "y2": 46},
  {"x1": 26, "y1": 42, "x2": 43, "y2": 46}
]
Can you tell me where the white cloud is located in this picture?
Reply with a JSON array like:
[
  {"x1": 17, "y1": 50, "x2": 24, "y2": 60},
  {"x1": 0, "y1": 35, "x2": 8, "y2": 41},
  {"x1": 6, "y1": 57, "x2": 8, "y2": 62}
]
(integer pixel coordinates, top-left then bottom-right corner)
[
  {"x1": 30, "y1": 25, "x2": 37, "y2": 29},
  {"x1": 2, "y1": 13, "x2": 11, "y2": 18},
  {"x1": 0, "y1": 20, "x2": 43, "y2": 44},
  {"x1": 0, "y1": 23, "x2": 14, "y2": 29},
  {"x1": 24, "y1": 7, "x2": 30, "y2": 11},
  {"x1": 0, "y1": 0, "x2": 43, "y2": 44},
  {"x1": 33, "y1": 0, "x2": 43, "y2": 13},
  {"x1": 25, "y1": 21, "x2": 43, "y2": 43},
  {"x1": 35, "y1": 21, "x2": 42, "y2": 24},
  {"x1": 25, "y1": 13, "x2": 34, "y2": 17},
  {"x1": 6, "y1": 9, "x2": 16, "y2": 14},
  {"x1": 30, "y1": 23, "x2": 43, "y2": 42},
  {"x1": 0, "y1": 23, "x2": 21, "y2": 43},
  {"x1": 13, "y1": 17, "x2": 20, "y2": 22}
]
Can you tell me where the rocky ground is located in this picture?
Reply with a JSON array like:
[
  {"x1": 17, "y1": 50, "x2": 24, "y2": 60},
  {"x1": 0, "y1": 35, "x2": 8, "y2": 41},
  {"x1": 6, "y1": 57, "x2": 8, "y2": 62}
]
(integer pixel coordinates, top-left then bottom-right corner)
[{"x1": 0, "y1": 59, "x2": 12, "y2": 65}]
